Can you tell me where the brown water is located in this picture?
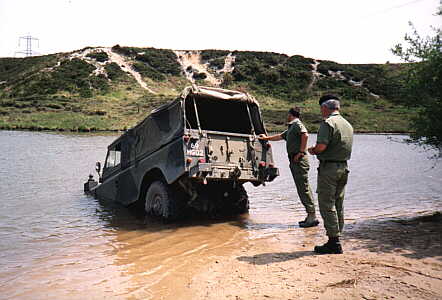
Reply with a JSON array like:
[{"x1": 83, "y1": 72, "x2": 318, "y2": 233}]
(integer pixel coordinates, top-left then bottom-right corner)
[{"x1": 0, "y1": 131, "x2": 441, "y2": 299}]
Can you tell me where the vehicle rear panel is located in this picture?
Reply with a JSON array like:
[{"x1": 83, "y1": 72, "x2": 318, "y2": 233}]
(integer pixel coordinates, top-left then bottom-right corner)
[{"x1": 184, "y1": 129, "x2": 277, "y2": 183}]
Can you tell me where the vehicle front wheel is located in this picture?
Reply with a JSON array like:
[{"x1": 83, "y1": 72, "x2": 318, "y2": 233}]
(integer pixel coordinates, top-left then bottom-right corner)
[{"x1": 145, "y1": 181, "x2": 181, "y2": 220}]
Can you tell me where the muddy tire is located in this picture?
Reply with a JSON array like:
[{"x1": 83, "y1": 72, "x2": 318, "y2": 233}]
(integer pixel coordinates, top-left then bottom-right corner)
[
  {"x1": 194, "y1": 182, "x2": 249, "y2": 217},
  {"x1": 145, "y1": 181, "x2": 181, "y2": 220},
  {"x1": 233, "y1": 184, "x2": 249, "y2": 214},
  {"x1": 224, "y1": 184, "x2": 249, "y2": 215}
]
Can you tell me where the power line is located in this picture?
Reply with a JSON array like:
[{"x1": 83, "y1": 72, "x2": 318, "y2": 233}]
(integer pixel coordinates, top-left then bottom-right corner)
[
  {"x1": 364, "y1": 0, "x2": 429, "y2": 18},
  {"x1": 383, "y1": 0, "x2": 427, "y2": 12},
  {"x1": 15, "y1": 35, "x2": 39, "y2": 57}
]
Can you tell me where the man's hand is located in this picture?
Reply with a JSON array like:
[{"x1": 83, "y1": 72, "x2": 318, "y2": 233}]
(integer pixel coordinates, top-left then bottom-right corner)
[
  {"x1": 260, "y1": 134, "x2": 283, "y2": 142},
  {"x1": 293, "y1": 152, "x2": 304, "y2": 162},
  {"x1": 309, "y1": 144, "x2": 327, "y2": 155},
  {"x1": 308, "y1": 144, "x2": 327, "y2": 155}
]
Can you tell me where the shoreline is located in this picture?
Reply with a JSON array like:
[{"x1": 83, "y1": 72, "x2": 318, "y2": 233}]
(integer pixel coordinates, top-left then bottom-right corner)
[
  {"x1": 177, "y1": 212, "x2": 442, "y2": 300},
  {"x1": 0, "y1": 127, "x2": 413, "y2": 135}
]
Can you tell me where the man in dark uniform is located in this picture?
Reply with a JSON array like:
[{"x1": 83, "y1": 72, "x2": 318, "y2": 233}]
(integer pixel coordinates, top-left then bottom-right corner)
[
  {"x1": 259, "y1": 107, "x2": 318, "y2": 227},
  {"x1": 308, "y1": 95, "x2": 354, "y2": 254}
]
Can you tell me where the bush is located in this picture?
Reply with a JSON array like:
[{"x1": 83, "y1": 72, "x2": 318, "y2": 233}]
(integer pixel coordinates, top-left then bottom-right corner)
[
  {"x1": 0, "y1": 55, "x2": 58, "y2": 82},
  {"x1": 134, "y1": 48, "x2": 181, "y2": 76},
  {"x1": 105, "y1": 62, "x2": 126, "y2": 80},
  {"x1": 8, "y1": 58, "x2": 96, "y2": 97},
  {"x1": 201, "y1": 50, "x2": 230, "y2": 61},
  {"x1": 193, "y1": 72, "x2": 207, "y2": 80},
  {"x1": 86, "y1": 51, "x2": 109, "y2": 62},
  {"x1": 234, "y1": 51, "x2": 288, "y2": 66},
  {"x1": 285, "y1": 55, "x2": 314, "y2": 72},
  {"x1": 79, "y1": 88, "x2": 93, "y2": 98},
  {"x1": 208, "y1": 57, "x2": 225, "y2": 70},
  {"x1": 111, "y1": 44, "x2": 137, "y2": 57},
  {"x1": 231, "y1": 52, "x2": 314, "y2": 99},
  {"x1": 132, "y1": 62, "x2": 165, "y2": 81},
  {"x1": 222, "y1": 73, "x2": 234, "y2": 88},
  {"x1": 90, "y1": 74, "x2": 109, "y2": 92}
]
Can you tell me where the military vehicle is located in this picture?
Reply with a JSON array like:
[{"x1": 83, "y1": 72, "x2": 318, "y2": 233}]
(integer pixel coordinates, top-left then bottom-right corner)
[{"x1": 84, "y1": 86, "x2": 279, "y2": 220}]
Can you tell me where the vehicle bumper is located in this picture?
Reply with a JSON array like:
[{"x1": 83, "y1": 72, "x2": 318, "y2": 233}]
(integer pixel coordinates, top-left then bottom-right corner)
[{"x1": 189, "y1": 163, "x2": 279, "y2": 183}]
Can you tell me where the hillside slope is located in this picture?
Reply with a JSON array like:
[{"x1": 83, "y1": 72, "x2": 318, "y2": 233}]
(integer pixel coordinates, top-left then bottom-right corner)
[{"x1": 0, "y1": 46, "x2": 412, "y2": 132}]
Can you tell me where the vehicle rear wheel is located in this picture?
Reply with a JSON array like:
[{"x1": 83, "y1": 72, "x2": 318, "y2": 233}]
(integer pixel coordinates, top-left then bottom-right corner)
[
  {"x1": 223, "y1": 184, "x2": 249, "y2": 215},
  {"x1": 195, "y1": 182, "x2": 249, "y2": 216},
  {"x1": 145, "y1": 181, "x2": 181, "y2": 220},
  {"x1": 234, "y1": 184, "x2": 249, "y2": 214}
]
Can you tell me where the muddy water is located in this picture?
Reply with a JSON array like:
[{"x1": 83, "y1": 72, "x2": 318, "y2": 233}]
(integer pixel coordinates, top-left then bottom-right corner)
[{"x1": 0, "y1": 131, "x2": 441, "y2": 299}]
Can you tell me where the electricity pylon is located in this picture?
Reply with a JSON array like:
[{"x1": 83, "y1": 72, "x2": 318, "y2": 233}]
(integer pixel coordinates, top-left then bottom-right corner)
[{"x1": 15, "y1": 35, "x2": 39, "y2": 57}]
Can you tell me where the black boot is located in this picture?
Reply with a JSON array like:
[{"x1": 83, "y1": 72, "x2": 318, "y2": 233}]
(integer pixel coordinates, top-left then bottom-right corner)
[{"x1": 314, "y1": 237, "x2": 343, "y2": 254}]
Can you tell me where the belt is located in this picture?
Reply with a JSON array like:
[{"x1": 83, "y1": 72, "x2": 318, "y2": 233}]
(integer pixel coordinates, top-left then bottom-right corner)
[{"x1": 320, "y1": 160, "x2": 347, "y2": 164}]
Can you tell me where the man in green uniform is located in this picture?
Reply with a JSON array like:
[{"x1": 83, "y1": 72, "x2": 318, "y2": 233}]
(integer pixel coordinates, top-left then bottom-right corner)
[
  {"x1": 259, "y1": 107, "x2": 319, "y2": 227},
  {"x1": 308, "y1": 95, "x2": 353, "y2": 254}
]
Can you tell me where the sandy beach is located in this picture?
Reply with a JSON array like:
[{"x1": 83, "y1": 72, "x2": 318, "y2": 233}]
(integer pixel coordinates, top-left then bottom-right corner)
[{"x1": 186, "y1": 213, "x2": 442, "y2": 300}]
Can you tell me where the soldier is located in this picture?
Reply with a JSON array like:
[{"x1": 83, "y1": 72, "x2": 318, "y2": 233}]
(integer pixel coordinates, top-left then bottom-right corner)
[
  {"x1": 308, "y1": 95, "x2": 354, "y2": 254},
  {"x1": 259, "y1": 107, "x2": 319, "y2": 228}
]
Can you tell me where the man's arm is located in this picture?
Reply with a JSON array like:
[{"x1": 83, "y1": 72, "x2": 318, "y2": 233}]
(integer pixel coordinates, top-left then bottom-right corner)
[
  {"x1": 309, "y1": 121, "x2": 331, "y2": 155},
  {"x1": 308, "y1": 143, "x2": 327, "y2": 155},
  {"x1": 300, "y1": 132, "x2": 308, "y2": 153},
  {"x1": 258, "y1": 133, "x2": 283, "y2": 141},
  {"x1": 293, "y1": 132, "x2": 309, "y2": 162}
]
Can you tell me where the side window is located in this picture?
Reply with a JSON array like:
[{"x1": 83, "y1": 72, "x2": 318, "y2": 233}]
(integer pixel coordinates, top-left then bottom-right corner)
[{"x1": 105, "y1": 143, "x2": 121, "y2": 168}]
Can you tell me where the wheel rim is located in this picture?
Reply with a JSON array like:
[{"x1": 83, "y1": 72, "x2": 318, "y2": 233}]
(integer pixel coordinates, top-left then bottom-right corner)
[{"x1": 153, "y1": 193, "x2": 168, "y2": 217}]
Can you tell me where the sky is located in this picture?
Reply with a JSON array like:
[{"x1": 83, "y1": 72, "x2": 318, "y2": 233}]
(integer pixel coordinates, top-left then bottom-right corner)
[{"x1": 0, "y1": 0, "x2": 440, "y2": 63}]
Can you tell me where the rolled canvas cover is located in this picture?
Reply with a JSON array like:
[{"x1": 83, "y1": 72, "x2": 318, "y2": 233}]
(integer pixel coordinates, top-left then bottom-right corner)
[{"x1": 182, "y1": 86, "x2": 260, "y2": 105}]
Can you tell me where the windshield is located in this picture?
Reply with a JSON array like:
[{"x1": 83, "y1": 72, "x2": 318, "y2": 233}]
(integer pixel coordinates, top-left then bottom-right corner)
[{"x1": 105, "y1": 143, "x2": 121, "y2": 168}]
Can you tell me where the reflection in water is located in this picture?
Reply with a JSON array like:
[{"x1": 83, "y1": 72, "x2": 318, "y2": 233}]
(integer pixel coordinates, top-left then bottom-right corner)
[
  {"x1": 0, "y1": 131, "x2": 441, "y2": 299},
  {"x1": 100, "y1": 203, "x2": 248, "y2": 299}
]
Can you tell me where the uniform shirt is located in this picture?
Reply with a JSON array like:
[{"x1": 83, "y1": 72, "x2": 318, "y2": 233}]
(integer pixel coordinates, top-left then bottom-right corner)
[
  {"x1": 281, "y1": 118, "x2": 308, "y2": 157},
  {"x1": 317, "y1": 112, "x2": 354, "y2": 161}
]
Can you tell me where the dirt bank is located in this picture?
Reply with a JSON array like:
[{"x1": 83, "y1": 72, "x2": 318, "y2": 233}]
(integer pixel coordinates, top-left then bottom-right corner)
[{"x1": 187, "y1": 213, "x2": 442, "y2": 300}]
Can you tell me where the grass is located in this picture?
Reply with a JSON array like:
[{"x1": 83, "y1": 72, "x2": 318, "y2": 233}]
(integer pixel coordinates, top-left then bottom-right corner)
[
  {"x1": 0, "y1": 111, "x2": 113, "y2": 131},
  {"x1": 255, "y1": 92, "x2": 413, "y2": 133},
  {"x1": 0, "y1": 90, "x2": 413, "y2": 133}
]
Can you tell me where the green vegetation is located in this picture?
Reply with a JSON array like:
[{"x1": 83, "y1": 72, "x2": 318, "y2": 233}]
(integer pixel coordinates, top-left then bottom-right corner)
[
  {"x1": 0, "y1": 46, "x2": 416, "y2": 133},
  {"x1": 230, "y1": 52, "x2": 313, "y2": 99},
  {"x1": 3, "y1": 58, "x2": 108, "y2": 99},
  {"x1": 112, "y1": 45, "x2": 181, "y2": 79},
  {"x1": 193, "y1": 72, "x2": 207, "y2": 80},
  {"x1": 316, "y1": 61, "x2": 407, "y2": 101},
  {"x1": 201, "y1": 50, "x2": 230, "y2": 61},
  {"x1": 0, "y1": 55, "x2": 60, "y2": 83},
  {"x1": 132, "y1": 61, "x2": 166, "y2": 81},
  {"x1": 392, "y1": 23, "x2": 442, "y2": 154},
  {"x1": 86, "y1": 51, "x2": 109, "y2": 62},
  {"x1": 104, "y1": 62, "x2": 127, "y2": 80},
  {"x1": 259, "y1": 95, "x2": 412, "y2": 133},
  {"x1": 201, "y1": 50, "x2": 230, "y2": 70}
]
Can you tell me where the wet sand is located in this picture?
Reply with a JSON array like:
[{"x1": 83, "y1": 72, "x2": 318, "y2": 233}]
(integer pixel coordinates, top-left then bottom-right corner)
[{"x1": 187, "y1": 213, "x2": 442, "y2": 300}]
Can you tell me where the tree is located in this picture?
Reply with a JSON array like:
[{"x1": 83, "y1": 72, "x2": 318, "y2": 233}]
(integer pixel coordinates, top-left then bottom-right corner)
[{"x1": 392, "y1": 23, "x2": 442, "y2": 156}]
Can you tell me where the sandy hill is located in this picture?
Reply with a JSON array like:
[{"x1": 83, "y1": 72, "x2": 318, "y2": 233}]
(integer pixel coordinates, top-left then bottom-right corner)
[{"x1": 0, "y1": 45, "x2": 411, "y2": 132}]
